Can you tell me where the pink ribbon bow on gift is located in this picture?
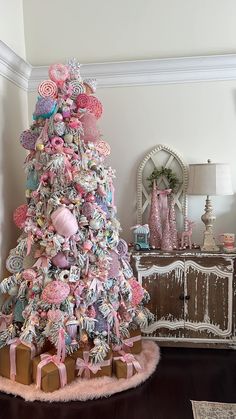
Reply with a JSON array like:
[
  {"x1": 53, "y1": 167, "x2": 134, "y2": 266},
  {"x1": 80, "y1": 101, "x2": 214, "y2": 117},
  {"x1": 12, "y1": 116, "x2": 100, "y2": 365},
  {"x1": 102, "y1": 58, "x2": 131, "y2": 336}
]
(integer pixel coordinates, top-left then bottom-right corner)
[
  {"x1": 115, "y1": 352, "x2": 143, "y2": 379},
  {"x1": 8, "y1": 338, "x2": 36, "y2": 381},
  {"x1": 36, "y1": 353, "x2": 67, "y2": 390},
  {"x1": 122, "y1": 335, "x2": 141, "y2": 350},
  {"x1": 76, "y1": 351, "x2": 101, "y2": 379}
]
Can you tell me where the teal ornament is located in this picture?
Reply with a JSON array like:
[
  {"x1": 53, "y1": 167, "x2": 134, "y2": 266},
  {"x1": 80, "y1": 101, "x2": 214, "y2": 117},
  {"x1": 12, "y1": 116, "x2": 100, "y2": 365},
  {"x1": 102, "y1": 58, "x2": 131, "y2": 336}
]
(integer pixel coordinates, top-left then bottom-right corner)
[
  {"x1": 33, "y1": 97, "x2": 57, "y2": 120},
  {"x1": 14, "y1": 299, "x2": 27, "y2": 323},
  {"x1": 65, "y1": 335, "x2": 72, "y2": 345},
  {"x1": 26, "y1": 169, "x2": 39, "y2": 190},
  {"x1": 32, "y1": 283, "x2": 41, "y2": 294}
]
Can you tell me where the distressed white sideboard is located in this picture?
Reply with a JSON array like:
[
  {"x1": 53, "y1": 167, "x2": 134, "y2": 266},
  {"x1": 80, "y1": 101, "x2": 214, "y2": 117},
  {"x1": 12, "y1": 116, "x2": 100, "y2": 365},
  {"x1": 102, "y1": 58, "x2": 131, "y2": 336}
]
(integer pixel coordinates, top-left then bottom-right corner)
[{"x1": 131, "y1": 250, "x2": 236, "y2": 349}]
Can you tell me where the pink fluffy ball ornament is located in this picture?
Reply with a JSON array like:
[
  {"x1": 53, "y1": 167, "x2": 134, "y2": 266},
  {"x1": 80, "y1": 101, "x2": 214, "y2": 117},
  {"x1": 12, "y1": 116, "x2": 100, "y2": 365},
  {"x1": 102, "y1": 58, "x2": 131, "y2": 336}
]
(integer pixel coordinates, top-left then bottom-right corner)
[
  {"x1": 51, "y1": 252, "x2": 70, "y2": 268},
  {"x1": 13, "y1": 204, "x2": 28, "y2": 229},
  {"x1": 42, "y1": 280, "x2": 70, "y2": 305},
  {"x1": 129, "y1": 278, "x2": 144, "y2": 306},
  {"x1": 108, "y1": 250, "x2": 120, "y2": 278},
  {"x1": 80, "y1": 112, "x2": 100, "y2": 143},
  {"x1": 51, "y1": 207, "x2": 78, "y2": 238}
]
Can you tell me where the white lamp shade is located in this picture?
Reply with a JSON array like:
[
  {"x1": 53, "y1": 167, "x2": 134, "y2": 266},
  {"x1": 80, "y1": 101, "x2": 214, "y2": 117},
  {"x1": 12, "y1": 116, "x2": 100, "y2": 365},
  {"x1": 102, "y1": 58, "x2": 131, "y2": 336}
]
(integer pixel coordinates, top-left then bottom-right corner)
[{"x1": 187, "y1": 163, "x2": 233, "y2": 196}]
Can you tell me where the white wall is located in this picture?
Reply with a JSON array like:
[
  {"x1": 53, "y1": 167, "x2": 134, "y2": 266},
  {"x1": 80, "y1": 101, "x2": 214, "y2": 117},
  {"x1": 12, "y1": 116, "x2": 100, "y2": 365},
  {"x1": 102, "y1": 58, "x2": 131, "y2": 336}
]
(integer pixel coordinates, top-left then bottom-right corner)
[
  {"x1": 0, "y1": 0, "x2": 26, "y2": 59},
  {"x1": 0, "y1": 1, "x2": 28, "y2": 277},
  {"x1": 23, "y1": 0, "x2": 236, "y2": 65}
]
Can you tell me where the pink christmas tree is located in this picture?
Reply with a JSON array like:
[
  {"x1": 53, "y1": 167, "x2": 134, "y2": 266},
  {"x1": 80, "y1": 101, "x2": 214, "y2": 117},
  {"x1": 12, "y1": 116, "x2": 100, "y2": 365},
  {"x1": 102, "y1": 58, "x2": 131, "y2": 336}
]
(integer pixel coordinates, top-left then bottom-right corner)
[
  {"x1": 0, "y1": 59, "x2": 154, "y2": 369},
  {"x1": 148, "y1": 180, "x2": 162, "y2": 248}
]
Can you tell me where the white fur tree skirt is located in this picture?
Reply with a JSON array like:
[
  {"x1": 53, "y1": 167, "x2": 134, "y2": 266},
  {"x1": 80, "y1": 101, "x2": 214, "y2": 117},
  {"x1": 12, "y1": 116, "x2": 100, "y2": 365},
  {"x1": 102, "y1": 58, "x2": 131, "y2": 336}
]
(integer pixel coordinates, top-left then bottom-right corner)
[{"x1": 0, "y1": 341, "x2": 160, "y2": 402}]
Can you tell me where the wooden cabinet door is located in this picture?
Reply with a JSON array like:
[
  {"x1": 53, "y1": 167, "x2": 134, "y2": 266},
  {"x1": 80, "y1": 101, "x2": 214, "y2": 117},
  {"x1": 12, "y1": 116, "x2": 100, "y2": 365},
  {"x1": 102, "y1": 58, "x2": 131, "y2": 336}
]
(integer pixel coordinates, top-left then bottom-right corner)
[
  {"x1": 184, "y1": 257, "x2": 233, "y2": 340},
  {"x1": 136, "y1": 256, "x2": 185, "y2": 339}
]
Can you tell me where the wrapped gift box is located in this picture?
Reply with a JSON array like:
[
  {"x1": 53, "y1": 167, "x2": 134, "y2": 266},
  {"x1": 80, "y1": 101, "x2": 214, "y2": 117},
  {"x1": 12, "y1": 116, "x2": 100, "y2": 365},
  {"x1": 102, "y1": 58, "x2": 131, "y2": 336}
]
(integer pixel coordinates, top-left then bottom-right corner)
[
  {"x1": 0, "y1": 341, "x2": 36, "y2": 385},
  {"x1": 73, "y1": 348, "x2": 112, "y2": 379},
  {"x1": 113, "y1": 352, "x2": 142, "y2": 379},
  {"x1": 123, "y1": 328, "x2": 142, "y2": 354},
  {"x1": 32, "y1": 352, "x2": 75, "y2": 393}
]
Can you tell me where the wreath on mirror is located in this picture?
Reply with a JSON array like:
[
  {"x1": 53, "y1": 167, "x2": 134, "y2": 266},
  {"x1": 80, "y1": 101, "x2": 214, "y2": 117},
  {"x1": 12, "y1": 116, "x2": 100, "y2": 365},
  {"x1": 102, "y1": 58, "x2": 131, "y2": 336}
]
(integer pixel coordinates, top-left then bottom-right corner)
[{"x1": 147, "y1": 167, "x2": 179, "y2": 191}]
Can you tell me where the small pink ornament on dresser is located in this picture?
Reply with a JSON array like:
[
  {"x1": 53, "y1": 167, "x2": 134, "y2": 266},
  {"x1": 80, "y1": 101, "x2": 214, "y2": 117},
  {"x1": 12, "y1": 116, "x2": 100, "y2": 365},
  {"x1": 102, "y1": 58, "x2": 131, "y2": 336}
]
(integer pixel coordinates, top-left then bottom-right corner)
[
  {"x1": 181, "y1": 219, "x2": 195, "y2": 249},
  {"x1": 51, "y1": 207, "x2": 78, "y2": 238}
]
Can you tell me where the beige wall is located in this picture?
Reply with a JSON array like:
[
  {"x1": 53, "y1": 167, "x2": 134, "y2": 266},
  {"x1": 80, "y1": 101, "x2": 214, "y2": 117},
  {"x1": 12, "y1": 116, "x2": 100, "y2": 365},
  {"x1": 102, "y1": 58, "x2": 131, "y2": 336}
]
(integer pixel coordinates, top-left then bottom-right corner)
[
  {"x1": 0, "y1": 0, "x2": 26, "y2": 58},
  {"x1": 0, "y1": 0, "x2": 28, "y2": 277},
  {"x1": 23, "y1": 0, "x2": 236, "y2": 65},
  {"x1": 0, "y1": 77, "x2": 28, "y2": 277}
]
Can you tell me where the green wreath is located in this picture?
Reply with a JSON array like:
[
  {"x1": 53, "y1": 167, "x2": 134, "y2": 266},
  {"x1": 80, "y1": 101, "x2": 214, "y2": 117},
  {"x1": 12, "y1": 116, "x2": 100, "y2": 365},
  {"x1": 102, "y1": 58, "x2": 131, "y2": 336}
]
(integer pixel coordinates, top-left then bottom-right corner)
[{"x1": 147, "y1": 166, "x2": 179, "y2": 191}]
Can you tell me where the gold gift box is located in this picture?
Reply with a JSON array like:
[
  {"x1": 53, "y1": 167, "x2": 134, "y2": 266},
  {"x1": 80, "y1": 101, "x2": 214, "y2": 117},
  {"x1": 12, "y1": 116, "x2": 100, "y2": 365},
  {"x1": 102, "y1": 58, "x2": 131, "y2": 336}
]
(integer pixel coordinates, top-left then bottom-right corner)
[
  {"x1": 113, "y1": 357, "x2": 137, "y2": 379},
  {"x1": 72, "y1": 347, "x2": 112, "y2": 378},
  {"x1": 32, "y1": 353, "x2": 75, "y2": 393},
  {"x1": 123, "y1": 328, "x2": 142, "y2": 354},
  {"x1": 0, "y1": 343, "x2": 34, "y2": 385}
]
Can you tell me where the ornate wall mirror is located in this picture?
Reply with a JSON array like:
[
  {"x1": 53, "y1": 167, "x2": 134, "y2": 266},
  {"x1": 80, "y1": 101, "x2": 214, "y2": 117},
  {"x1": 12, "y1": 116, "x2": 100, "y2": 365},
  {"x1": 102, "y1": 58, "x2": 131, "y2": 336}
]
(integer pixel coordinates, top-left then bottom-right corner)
[{"x1": 137, "y1": 144, "x2": 188, "y2": 231}]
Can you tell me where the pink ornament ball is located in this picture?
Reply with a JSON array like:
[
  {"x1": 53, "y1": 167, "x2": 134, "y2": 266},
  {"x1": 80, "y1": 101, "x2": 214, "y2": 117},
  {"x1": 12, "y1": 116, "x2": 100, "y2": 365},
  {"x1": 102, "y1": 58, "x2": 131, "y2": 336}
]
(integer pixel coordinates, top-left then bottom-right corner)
[
  {"x1": 51, "y1": 252, "x2": 70, "y2": 268},
  {"x1": 54, "y1": 113, "x2": 63, "y2": 122},
  {"x1": 13, "y1": 204, "x2": 28, "y2": 229},
  {"x1": 42, "y1": 280, "x2": 70, "y2": 305},
  {"x1": 80, "y1": 112, "x2": 100, "y2": 143},
  {"x1": 51, "y1": 207, "x2": 78, "y2": 238}
]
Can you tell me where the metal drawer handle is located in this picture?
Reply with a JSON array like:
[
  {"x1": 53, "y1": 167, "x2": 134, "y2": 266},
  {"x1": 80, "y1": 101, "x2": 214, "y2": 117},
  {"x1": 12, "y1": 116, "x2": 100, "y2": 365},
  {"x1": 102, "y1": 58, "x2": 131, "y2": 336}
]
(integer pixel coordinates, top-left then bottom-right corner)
[{"x1": 179, "y1": 294, "x2": 190, "y2": 300}]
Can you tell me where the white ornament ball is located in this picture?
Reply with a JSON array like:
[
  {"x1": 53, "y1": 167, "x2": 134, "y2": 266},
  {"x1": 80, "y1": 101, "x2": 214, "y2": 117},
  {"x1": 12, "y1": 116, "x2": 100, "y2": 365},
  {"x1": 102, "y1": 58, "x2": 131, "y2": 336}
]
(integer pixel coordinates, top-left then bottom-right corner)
[
  {"x1": 94, "y1": 337, "x2": 101, "y2": 346},
  {"x1": 8, "y1": 286, "x2": 18, "y2": 296}
]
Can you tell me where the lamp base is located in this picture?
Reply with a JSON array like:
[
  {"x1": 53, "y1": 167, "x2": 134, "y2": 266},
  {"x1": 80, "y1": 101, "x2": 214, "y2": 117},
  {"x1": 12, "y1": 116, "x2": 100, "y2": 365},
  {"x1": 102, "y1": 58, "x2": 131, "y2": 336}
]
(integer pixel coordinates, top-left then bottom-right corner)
[{"x1": 201, "y1": 231, "x2": 219, "y2": 252}]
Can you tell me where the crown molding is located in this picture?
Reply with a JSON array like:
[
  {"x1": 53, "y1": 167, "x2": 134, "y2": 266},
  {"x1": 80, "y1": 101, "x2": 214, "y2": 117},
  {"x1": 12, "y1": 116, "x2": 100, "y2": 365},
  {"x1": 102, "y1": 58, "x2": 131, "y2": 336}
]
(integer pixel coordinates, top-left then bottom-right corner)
[
  {"x1": 2, "y1": 40, "x2": 236, "y2": 91},
  {"x1": 0, "y1": 41, "x2": 32, "y2": 90}
]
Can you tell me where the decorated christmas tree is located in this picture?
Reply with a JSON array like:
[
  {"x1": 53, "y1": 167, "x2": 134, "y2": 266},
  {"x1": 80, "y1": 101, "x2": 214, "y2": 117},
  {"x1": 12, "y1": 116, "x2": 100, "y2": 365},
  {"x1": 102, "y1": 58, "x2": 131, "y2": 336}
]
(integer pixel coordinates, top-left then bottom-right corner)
[{"x1": 0, "y1": 59, "x2": 154, "y2": 383}]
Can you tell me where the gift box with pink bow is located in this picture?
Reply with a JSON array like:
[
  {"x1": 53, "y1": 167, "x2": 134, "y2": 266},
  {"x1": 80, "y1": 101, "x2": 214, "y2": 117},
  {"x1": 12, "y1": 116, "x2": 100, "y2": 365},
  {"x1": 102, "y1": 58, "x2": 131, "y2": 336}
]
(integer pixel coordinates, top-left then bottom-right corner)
[
  {"x1": 113, "y1": 351, "x2": 143, "y2": 379},
  {"x1": 0, "y1": 339, "x2": 36, "y2": 385},
  {"x1": 73, "y1": 348, "x2": 112, "y2": 379},
  {"x1": 32, "y1": 351, "x2": 75, "y2": 393}
]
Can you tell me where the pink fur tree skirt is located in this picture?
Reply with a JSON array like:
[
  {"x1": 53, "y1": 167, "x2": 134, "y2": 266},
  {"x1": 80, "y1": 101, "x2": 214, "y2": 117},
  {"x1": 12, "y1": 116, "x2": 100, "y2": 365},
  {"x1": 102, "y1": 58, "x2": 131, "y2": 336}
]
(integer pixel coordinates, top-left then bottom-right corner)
[{"x1": 0, "y1": 341, "x2": 160, "y2": 403}]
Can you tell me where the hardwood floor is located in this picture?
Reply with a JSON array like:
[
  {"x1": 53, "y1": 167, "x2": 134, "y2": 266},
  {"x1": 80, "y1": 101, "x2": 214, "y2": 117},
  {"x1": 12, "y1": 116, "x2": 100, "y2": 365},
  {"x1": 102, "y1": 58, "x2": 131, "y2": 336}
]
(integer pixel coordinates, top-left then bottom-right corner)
[{"x1": 0, "y1": 345, "x2": 235, "y2": 419}]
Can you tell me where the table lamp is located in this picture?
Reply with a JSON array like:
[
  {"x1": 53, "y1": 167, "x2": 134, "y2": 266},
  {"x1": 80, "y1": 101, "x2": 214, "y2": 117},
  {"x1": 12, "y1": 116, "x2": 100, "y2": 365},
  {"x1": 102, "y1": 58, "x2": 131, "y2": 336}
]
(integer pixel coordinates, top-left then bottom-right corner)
[{"x1": 187, "y1": 160, "x2": 233, "y2": 251}]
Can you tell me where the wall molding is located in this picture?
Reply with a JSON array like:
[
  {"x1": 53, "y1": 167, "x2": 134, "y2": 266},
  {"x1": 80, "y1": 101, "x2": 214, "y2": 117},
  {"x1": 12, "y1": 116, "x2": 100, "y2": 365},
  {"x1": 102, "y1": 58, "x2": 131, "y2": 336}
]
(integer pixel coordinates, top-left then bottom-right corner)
[
  {"x1": 2, "y1": 40, "x2": 236, "y2": 91},
  {"x1": 0, "y1": 41, "x2": 31, "y2": 90}
]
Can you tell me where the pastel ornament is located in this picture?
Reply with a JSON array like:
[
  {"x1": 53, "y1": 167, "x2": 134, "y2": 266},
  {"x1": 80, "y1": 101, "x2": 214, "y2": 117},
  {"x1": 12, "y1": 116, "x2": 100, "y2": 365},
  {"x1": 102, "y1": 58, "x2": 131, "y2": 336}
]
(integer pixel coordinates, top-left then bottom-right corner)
[
  {"x1": 95, "y1": 140, "x2": 111, "y2": 157},
  {"x1": 87, "y1": 96, "x2": 103, "y2": 119},
  {"x1": 49, "y1": 63, "x2": 69, "y2": 86},
  {"x1": 6, "y1": 253, "x2": 23, "y2": 274},
  {"x1": 54, "y1": 113, "x2": 63, "y2": 122},
  {"x1": 33, "y1": 97, "x2": 57, "y2": 120},
  {"x1": 51, "y1": 252, "x2": 70, "y2": 268},
  {"x1": 83, "y1": 78, "x2": 97, "y2": 95},
  {"x1": 42, "y1": 280, "x2": 70, "y2": 305},
  {"x1": 80, "y1": 112, "x2": 100, "y2": 143},
  {"x1": 13, "y1": 204, "x2": 28, "y2": 229},
  {"x1": 38, "y1": 80, "x2": 58, "y2": 99},
  {"x1": 68, "y1": 80, "x2": 85, "y2": 100},
  {"x1": 20, "y1": 130, "x2": 38, "y2": 150},
  {"x1": 51, "y1": 207, "x2": 78, "y2": 238},
  {"x1": 76, "y1": 93, "x2": 90, "y2": 109}
]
